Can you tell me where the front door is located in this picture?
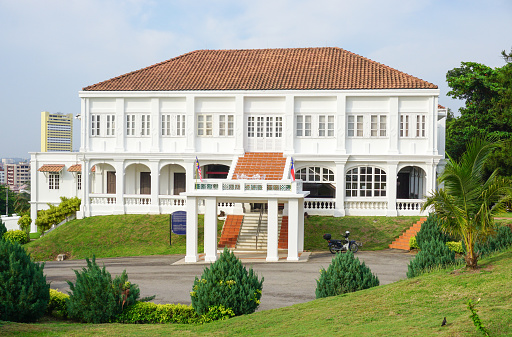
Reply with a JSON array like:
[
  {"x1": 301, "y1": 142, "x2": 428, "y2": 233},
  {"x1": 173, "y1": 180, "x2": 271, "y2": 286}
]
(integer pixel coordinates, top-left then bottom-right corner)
[
  {"x1": 140, "y1": 172, "x2": 151, "y2": 195},
  {"x1": 107, "y1": 171, "x2": 116, "y2": 194},
  {"x1": 173, "y1": 173, "x2": 186, "y2": 195},
  {"x1": 246, "y1": 115, "x2": 283, "y2": 151}
]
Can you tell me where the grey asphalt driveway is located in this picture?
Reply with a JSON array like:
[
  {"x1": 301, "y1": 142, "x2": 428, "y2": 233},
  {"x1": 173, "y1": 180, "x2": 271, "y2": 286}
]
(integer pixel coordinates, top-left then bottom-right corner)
[{"x1": 43, "y1": 250, "x2": 414, "y2": 312}]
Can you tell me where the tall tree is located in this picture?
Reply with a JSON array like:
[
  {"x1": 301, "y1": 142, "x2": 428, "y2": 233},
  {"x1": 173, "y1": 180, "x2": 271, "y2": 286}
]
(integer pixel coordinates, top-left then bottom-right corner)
[
  {"x1": 445, "y1": 52, "x2": 512, "y2": 177},
  {"x1": 0, "y1": 185, "x2": 17, "y2": 216},
  {"x1": 422, "y1": 138, "x2": 512, "y2": 269}
]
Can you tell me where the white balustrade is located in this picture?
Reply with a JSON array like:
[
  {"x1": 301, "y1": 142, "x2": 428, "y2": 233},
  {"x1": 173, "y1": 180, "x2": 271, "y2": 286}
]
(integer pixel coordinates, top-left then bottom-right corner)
[
  {"x1": 396, "y1": 199, "x2": 426, "y2": 215},
  {"x1": 124, "y1": 195, "x2": 152, "y2": 205},
  {"x1": 158, "y1": 196, "x2": 186, "y2": 206},
  {"x1": 194, "y1": 179, "x2": 301, "y2": 194},
  {"x1": 304, "y1": 198, "x2": 336, "y2": 215},
  {"x1": 90, "y1": 194, "x2": 116, "y2": 205},
  {"x1": 344, "y1": 200, "x2": 388, "y2": 210}
]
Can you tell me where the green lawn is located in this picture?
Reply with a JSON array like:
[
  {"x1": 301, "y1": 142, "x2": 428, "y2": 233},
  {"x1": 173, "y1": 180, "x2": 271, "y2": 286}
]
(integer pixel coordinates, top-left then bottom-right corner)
[
  {"x1": 3, "y1": 247, "x2": 512, "y2": 336},
  {"x1": 25, "y1": 214, "x2": 421, "y2": 261}
]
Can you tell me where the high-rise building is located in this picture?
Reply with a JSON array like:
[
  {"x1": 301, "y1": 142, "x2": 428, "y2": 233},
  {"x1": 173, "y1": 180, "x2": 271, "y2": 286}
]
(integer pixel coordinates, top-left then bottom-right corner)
[
  {"x1": 41, "y1": 111, "x2": 73, "y2": 152},
  {"x1": 5, "y1": 163, "x2": 30, "y2": 188}
]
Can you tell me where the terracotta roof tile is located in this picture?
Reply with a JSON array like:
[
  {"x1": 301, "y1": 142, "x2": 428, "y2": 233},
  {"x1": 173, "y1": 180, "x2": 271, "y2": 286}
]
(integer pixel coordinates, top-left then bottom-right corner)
[
  {"x1": 438, "y1": 104, "x2": 446, "y2": 109},
  {"x1": 67, "y1": 164, "x2": 82, "y2": 172},
  {"x1": 38, "y1": 164, "x2": 64, "y2": 172},
  {"x1": 233, "y1": 152, "x2": 286, "y2": 180},
  {"x1": 83, "y1": 48, "x2": 437, "y2": 91}
]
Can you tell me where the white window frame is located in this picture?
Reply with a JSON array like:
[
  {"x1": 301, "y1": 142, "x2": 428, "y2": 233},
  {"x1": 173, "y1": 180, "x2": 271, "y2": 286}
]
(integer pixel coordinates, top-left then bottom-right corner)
[
  {"x1": 126, "y1": 114, "x2": 135, "y2": 136},
  {"x1": 319, "y1": 115, "x2": 335, "y2": 137},
  {"x1": 77, "y1": 173, "x2": 82, "y2": 190},
  {"x1": 219, "y1": 114, "x2": 234, "y2": 137},
  {"x1": 91, "y1": 114, "x2": 101, "y2": 136},
  {"x1": 296, "y1": 166, "x2": 334, "y2": 182},
  {"x1": 197, "y1": 114, "x2": 213, "y2": 136},
  {"x1": 106, "y1": 115, "x2": 115, "y2": 136},
  {"x1": 348, "y1": 115, "x2": 363, "y2": 137},
  {"x1": 141, "y1": 114, "x2": 150, "y2": 136},
  {"x1": 161, "y1": 114, "x2": 171, "y2": 136},
  {"x1": 416, "y1": 114, "x2": 426, "y2": 138},
  {"x1": 176, "y1": 114, "x2": 186, "y2": 136},
  {"x1": 49, "y1": 173, "x2": 60, "y2": 190},
  {"x1": 371, "y1": 114, "x2": 387, "y2": 137},
  {"x1": 296, "y1": 115, "x2": 312, "y2": 137},
  {"x1": 345, "y1": 166, "x2": 386, "y2": 197},
  {"x1": 400, "y1": 113, "x2": 426, "y2": 138}
]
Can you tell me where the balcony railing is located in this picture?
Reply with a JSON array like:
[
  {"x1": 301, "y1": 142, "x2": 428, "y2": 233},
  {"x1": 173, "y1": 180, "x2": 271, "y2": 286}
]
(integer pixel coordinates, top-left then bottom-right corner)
[{"x1": 194, "y1": 179, "x2": 302, "y2": 194}]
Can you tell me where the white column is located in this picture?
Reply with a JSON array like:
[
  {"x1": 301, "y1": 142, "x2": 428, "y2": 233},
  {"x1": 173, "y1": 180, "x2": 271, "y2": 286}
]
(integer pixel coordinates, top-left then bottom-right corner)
[
  {"x1": 150, "y1": 98, "x2": 160, "y2": 153},
  {"x1": 266, "y1": 198, "x2": 279, "y2": 262},
  {"x1": 287, "y1": 199, "x2": 299, "y2": 261},
  {"x1": 426, "y1": 160, "x2": 436, "y2": 193},
  {"x1": 184, "y1": 160, "x2": 196, "y2": 193},
  {"x1": 204, "y1": 197, "x2": 218, "y2": 262},
  {"x1": 334, "y1": 160, "x2": 346, "y2": 217},
  {"x1": 389, "y1": 97, "x2": 399, "y2": 154},
  {"x1": 149, "y1": 160, "x2": 160, "y2": 213},
  {"x1": 298, "y1": 197, "x2": 304, "y2": 253},
  {"x1": 387, "y1": 161, "x2": 398, "y2": 216},
  {"x1": 80, "y1": 98, "x2": 87, "y2": 152},
  {"x1": 185, "y1": 196, "x2": 199, "y2": 262},
  {"x1": 336, "y1": 94, "x2": 346, "y2": 154},
  {"x1": 234, "y1": 95, "x2": 245, "y2": 154},
  {"x1": 30, "y1": 154, "x2": 38, "y2": 233},
  {"x1": 185, "y1": 95, "x2": 195, "y2": 153},
  {"x1": 113, "y1": 160, "x2": 124, "y2": 214},
  {"x1": 83, "y1": 159, "x2": 92, "y2": 217},
  {"x1": 284, "y1": 95, "x2": 295, "y2": 154},
  {"x1": 115, "y1": 98, "x2": 125, "y2": 152}
]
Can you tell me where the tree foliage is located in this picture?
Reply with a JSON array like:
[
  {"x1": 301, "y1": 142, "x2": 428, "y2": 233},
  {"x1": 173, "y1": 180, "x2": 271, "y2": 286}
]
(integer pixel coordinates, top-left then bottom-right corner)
[
  {"x1": 446, "y1": 53, "x2": 512, "y2": 178},
  {"x1": 423, "y1": 138, "x2": 512, "y2": 269},
  {"x1": 0, "y1": 239, "x2": 50, "y2": 322},
  {"x1": 35, "y1": 196, "x2": 81, "y2": 233},
  {"x1": 0, "y1": 184, "x2": 17, "y2": 216}
]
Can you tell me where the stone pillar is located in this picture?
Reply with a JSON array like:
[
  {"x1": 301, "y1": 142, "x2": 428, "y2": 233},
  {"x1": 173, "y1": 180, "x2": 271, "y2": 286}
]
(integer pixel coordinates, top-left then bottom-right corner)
[
  {"x1": 83, "y1": 159, "x2": 91, "y2": 217},
  {"x1": 204, "y1": 197, "x2": 218, "y2": 262},
  {"x1": 266, "y1": 198, "x2": 279, "y2": 262},
  {"x1": 336, "y1": 94, "x2": 347, "y2": 154},
  {"x1": 298, "y1": 197, "x2": 304, "y2": 253},
  {"x1": 113, "y1": 160, "x2": 125, "y2": 214},
  {"x1": 334, "y1": 160, "x2": 346, "y2": 217},
  {"x1": 389, "y1": 97, "x2": 399, "y2": 155},
  {"x1": 287, "y1": 199, "x2": 299, "y2": 261},
  {"x1": 30, "y1": 154, "x2": 38, "y2": 233},
  {"x1": 185, "y1": 196, "x2": 199, "y2": 262},
  {"x1": 115, "y1": 98, "x2": 125, "y2": 152},
  {"x1": 387, "y1": 161, "x2": 398, "y2": 216},
  {"x1": 149, "y1": 160, "x2": 160, "y2": 213}
]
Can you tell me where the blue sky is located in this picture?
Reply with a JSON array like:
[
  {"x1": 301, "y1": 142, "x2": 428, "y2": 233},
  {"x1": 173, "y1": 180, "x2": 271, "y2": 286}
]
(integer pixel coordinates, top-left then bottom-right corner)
[{"x1": 0, "y1": 0, "x2": 511, "y2": 158}]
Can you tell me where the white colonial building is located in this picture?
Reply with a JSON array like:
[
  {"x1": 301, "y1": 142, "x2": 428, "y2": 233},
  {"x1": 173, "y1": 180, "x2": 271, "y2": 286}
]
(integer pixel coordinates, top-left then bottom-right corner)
[{"x1": 31, "y1": 47, "x2": 445, "y2": 262}]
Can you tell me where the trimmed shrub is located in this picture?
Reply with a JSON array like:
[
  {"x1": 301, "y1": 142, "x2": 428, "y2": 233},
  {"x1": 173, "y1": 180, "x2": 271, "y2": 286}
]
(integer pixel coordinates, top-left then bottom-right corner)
[
  {"x1": 0, "y1": 239, "x2": 50, "y2": 322},
  {"x1": 190, "y1": 248, "x2": 264, "y2": 316},
  {"x1": 47, "y1": 289, "x2": 69, "y2": 318},
  {"x1": 115, "y1": 301, "x2": 199, "y2": 324},
  {"x1": 199, "y1": 305, "x2": 235, "y2": 324},
  {"x1": 66, "y1": 256, "x2": 144, "y2": 323},
  {"x1": 36, "y1": 196, "x2": 81, "y2": 233},
  {"x1": 409, "y1": 236, "x2": 419, "y2": 249},
  {"x1": 316, "y1": 251, "x2": 379, "y2": 299},
  {"x1": 3, "y1": 229, "x2": 29, "y2": 245},
  {"x1": 446, "y1": 241, "x2": 464, "y2": 254},
  {"x1": 471, "y1": 225, "x2": 512, "y2": 258},
  {"x1": 415, "y1": 214, "x2": 452, "y2": 250},
  {"x1": 17, "y1": 214, "x2": 31, "y2": 242},
  {"x1": 407, "y1": 238, "x2": 455, "y2": 278}
]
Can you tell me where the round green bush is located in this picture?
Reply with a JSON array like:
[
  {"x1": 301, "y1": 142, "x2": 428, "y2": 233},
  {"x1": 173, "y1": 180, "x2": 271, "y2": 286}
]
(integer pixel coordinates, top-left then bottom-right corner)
[
  {"x1": 409, "y1": 236, "x2": 419, "y2": 249},
  {"x1": 316, "y1": 251, "x2": 379, "y2": 299},
  {"x1": 190, "y1": 248, "x2": 264, "y2": 316},
  {"x1": 446, "y1": 241, "x2": 464, "y2": 254},
  {"x1": 47, "y1": 289, "x2": 69, "y2": 318},
  {"x1": 0, "y1": 239, "x2": 50, "y2": 322},
  {"x1": 3, "y1": 229, "x2": 28, "y2": 245},
  {"x1": 407, "y1": 238, "x2": 455, "y2": 278}
]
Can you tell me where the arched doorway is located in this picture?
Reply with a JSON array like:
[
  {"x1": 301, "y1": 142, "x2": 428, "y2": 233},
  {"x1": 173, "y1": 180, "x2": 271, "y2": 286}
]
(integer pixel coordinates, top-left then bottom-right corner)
[
  {"x1": 159, "y1": 164, "x2": 187, "y2": 195},
  {"x1": 124, "y1": 163, "x2": 151, "y2": 195},
  {"x1": 397, "y1": 166, "x2": 426, "y2": 199}
]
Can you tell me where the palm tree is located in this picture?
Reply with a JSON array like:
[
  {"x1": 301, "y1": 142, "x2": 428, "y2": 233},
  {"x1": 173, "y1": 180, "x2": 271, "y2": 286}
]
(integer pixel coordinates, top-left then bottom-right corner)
[{"x1": 422, "y1": 138, "x2": 512, "y2": 269}]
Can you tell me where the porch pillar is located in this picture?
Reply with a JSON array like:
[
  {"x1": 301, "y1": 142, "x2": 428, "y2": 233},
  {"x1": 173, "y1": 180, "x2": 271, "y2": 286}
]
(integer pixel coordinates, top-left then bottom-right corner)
[
  {"x1": 266, "y1": 198, "x2": 279, "y2": 262},
  {"x1": 113, "y1": 160, "x2": 124, "y2": 214},
  {"x1": 287, "y1": 198, "x2": 299, "y2": 261},
  {"x1": 30, "y1": 154, "x2": 38, "y2": 233},
  {"x1": 334, "y1": 160, "x2": 347, "y2": 217},
  {"x1": 185, "y1": 196, "x2": 199, "y2": 262},
  {"x1": 84, "y1": 159, "x2": 92, "y2": 217},
  {"x1": 149, "y1": 160, "x2": 160, "y2": 213},
  {"x1": 298, "y1": 196, "x2": 304, "y2": 253},
  {"x1": 387, "y1": 161, "x2": 398, "y2": 216},
  {"x1": 204, "y1": 197, "x2": 218, "y2": 262}
]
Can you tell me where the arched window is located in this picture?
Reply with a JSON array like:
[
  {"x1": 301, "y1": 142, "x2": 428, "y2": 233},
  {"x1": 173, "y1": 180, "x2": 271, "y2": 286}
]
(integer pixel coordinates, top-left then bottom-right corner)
[
  {"x1": 296, "y1": 167, "x2": 334, "y2": 182},
  {"x1": 345, "y1": 167, "x2": 386, "y2": 197}
]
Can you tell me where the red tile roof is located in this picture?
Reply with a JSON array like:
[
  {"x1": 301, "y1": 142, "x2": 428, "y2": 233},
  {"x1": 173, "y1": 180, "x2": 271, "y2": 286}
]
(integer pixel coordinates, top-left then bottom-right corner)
[
  {"x1": 83, "y1": 48, "x2": 437, "y2": 91},
  {"x1": 38, "y1": 164, "x2": 64, "y2": 172},
  {"x1": 438, "y1": 104, "x2": 446, "y2": 109},
  {"x1": 233, "y1": 152, "x2": 286, "y2": 180},
  {"x1": 67, "y1": 164, "x2": 82, "y2": 172}
]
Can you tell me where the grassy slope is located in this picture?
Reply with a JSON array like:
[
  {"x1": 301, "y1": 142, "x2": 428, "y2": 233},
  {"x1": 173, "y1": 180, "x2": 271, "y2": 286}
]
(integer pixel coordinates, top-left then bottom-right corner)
[
  {"x1": 26, "y1": 214, "x2": 420, "y2": 261},
  {"x1": 3, "y1": 247, "x2": 512, "y2": 336},
  {"x1": 26, "y1": 214, "x2": 222, "y2": 261}
]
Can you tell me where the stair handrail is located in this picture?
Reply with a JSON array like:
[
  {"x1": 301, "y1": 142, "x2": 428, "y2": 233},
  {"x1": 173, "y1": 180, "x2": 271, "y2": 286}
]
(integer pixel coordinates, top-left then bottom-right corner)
[{"x1": 255, "y1": 207, "x2": 264, "y2": 250}]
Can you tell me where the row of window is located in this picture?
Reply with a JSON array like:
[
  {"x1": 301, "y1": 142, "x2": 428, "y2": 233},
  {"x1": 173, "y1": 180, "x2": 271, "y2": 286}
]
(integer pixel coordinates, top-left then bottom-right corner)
[
  {"x1": 48, "y1": 173, "x2": 81, "y2": 190},
  {"x1": 90, "y1": 113, "x2": 427, "y2": 139}
]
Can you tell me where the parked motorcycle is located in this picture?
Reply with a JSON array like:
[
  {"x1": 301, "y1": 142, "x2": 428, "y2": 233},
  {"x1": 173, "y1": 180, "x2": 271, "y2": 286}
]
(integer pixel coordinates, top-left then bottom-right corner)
[{"x1": 323, "y1": 231, "x2": 361, "y2": 254}]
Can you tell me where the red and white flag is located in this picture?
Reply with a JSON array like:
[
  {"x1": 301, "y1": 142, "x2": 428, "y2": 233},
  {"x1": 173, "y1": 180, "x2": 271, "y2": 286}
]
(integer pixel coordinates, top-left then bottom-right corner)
[
  {"x1": 195, "y1": 157, "x2": 203, "y2": 182},
  {"x1": 290, "y1": 157, "x2": 295, "y2": 181}
]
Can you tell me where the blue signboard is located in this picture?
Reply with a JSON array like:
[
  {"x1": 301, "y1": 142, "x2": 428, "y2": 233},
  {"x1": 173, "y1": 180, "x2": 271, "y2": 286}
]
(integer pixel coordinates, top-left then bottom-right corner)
[{"x1": 171, "y1": 211, "x2": 187, "y2": 235}]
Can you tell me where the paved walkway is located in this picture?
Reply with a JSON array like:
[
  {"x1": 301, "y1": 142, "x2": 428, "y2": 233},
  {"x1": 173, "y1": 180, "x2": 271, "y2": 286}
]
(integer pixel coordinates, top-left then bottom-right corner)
[{"x1": 43, "y1": 250, "x2": 414, "y2": 312}]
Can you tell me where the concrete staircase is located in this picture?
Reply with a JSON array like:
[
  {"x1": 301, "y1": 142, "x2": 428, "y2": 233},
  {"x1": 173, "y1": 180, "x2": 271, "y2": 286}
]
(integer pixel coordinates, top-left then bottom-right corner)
[
  {"x1": 235, "y1": 212, "x2": 283, "y2": 251},
  {"x1": 389, "y1": 217, "x2": 427, "y2": 250},
  {"x1": 218, "y1": 215, "x2": 244, "y2": 249}
]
